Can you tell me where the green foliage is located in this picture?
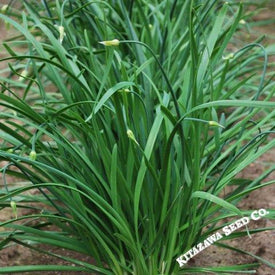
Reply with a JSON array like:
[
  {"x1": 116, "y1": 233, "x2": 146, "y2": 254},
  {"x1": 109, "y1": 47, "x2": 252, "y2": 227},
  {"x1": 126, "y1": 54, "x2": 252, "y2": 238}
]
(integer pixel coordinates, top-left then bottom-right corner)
[{"x1": 0, "y1": 0, "x2": 274, "y2": 274}]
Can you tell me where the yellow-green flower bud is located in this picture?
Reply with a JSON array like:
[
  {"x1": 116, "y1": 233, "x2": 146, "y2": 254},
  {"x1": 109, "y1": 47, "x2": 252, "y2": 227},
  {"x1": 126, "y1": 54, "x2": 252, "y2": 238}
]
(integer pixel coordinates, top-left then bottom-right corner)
[
  {"x1": 10, "y1": 200, "x2": 17, "y2": 219},
  {"x1": 18, "y1": 66, "x2": 33, "y2": 82},
  {"x1": 58, "y1": 25, "x2": 65, "y2": 43},
  {"x1": 239, "y1": 19, "x2": 246, "y2": 24},
  {"x1": 127, "y1": 129, "x2": 139, "y2": 145},
  {"x1": 99, "y1": 39, "x2": 120, "y2": 46},
  {"x1": 7, "y1": 148, "x2": 13, "y2": 153},
  {"x1": 1, "y1": 4, "x2": 8, "y2": 14},
  {"x1": 119, "y1": 88, "x2": 130, "y2": 93},
  {"x1": 29, "y1": 150, "x2": 37, "y2": 161},
  {"x1": 54, "y1": 25, "x2": 66, "y2": 44},
  {"x1": 18, "y1": 69, "x2": 29, "y2": 82},
  {"x1": 222, "y1": 53, "x2": 234, "y2": 60},
  {"x1": 208, "y1": 121, "x2": 225, "y2": 128}
]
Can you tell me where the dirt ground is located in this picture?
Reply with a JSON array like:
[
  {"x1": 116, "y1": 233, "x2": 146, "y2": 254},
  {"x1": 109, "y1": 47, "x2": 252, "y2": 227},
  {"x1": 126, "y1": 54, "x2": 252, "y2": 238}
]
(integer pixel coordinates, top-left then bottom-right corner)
[{"x1": 0, "y1": 1, "x2": 274, "y2": 275}]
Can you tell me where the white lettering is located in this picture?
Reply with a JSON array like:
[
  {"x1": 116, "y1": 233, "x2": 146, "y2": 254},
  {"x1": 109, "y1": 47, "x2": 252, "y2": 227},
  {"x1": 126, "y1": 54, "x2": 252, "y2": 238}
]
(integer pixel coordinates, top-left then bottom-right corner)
[
  {"x1": 177, "y1": 209, "x2": 268, "y2": 268},
  {"x1": 235, "y1": 219, "x2": 243, "y2": 229},
  {"x1": 258, "y1": 208, "x2": 267, "y2": 217},
  {"x1": 197, "y1": 242, "x2": 204, "y2": 252},
  {"x1": 207, "y1": 234, "x2": 217, "y2": 244},
  {"x1": 192, "y1": 246, "x2": 199, "y2": 256},
  {"x1": 176, "y1": 254, "x2": 189, "y2": 267},
  {"x1": 186, "y1": 249, "x2": 193, "y2": 258},
  {"x1": 229, "y1": 222, "x2": 236, "y2": 231},
  {"x1": 241, "y1": 217, "x2": 249, "y2": 225},
  {"x1": 203, "y1": 239, "x2": 211, "y2": 248},
  {"x1": 216, "y1": 231, "x2": 223, "y2": 240},
  {"x1": 222, "y1": 225, "x2": 231, "y2": 236},
  {"x1": 251, "y1": 210, "x2": 260, "y2": 220}
]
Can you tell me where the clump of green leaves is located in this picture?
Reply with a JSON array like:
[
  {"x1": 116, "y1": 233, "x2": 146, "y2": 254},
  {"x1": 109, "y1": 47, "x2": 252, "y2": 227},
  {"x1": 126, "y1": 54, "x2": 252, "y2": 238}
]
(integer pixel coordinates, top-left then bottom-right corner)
[{"x1": 0, "y1": 0, "x2": 274, "y2": 274}]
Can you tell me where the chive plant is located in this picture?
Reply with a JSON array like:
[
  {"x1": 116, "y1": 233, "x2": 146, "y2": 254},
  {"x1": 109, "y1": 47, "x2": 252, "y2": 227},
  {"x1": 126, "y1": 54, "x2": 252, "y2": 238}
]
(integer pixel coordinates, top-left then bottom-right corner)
[{"x1": 0, "y1": 1, "x2": 274, "y2": 274}]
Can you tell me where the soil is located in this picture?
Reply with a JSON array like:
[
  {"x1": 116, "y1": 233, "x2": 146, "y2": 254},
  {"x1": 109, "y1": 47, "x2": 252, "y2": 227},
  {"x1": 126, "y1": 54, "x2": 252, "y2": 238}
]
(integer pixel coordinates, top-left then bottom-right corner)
[{"x1": 0, "y1": 1, "x2": 274, "y2": 275}]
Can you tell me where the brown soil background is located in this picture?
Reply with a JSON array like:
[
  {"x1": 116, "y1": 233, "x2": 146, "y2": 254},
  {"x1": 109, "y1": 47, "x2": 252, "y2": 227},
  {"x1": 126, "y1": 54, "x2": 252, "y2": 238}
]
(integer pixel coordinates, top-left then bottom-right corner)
[{"x1": 0, "y1": 1, "x2": 274, "y2": 274}]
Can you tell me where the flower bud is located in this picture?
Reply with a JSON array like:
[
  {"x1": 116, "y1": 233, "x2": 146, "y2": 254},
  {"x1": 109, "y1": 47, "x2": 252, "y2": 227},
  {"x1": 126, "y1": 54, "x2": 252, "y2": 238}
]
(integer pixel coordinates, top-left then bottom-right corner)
[
  {"x1": 18, "y1": 69, "x2": 29, "y2": 82},
  {"x1": 54, "y1": 25, "x2": 66, "y2": 44},
  {"x1": 58, "y1": 25, "x2": 65, "y2": 43},
  {"x1": 29, "y1": 150, "x2": 37, "y2": 161},
  {"x1": 127, "y1": 129, "x2": 139, "y2": 145},
  {"x1": 99, "y1": 39, "x2": 120, "y2": 46},
  {"x1": 208, "y1": 121, "x2": 225, "y2": 128},
  {"x1": 119, "y1": 88, "x2": 130, "y2": 93},
  {"x1": 222, "y1": 53, "x2": 234, "y2": 60},
  {"x1": 1, "y1": 4, "x2": 8, "y2": 14},
  {"x1": 10, "y1": 201, "x2": 17, "y2": 218}
]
